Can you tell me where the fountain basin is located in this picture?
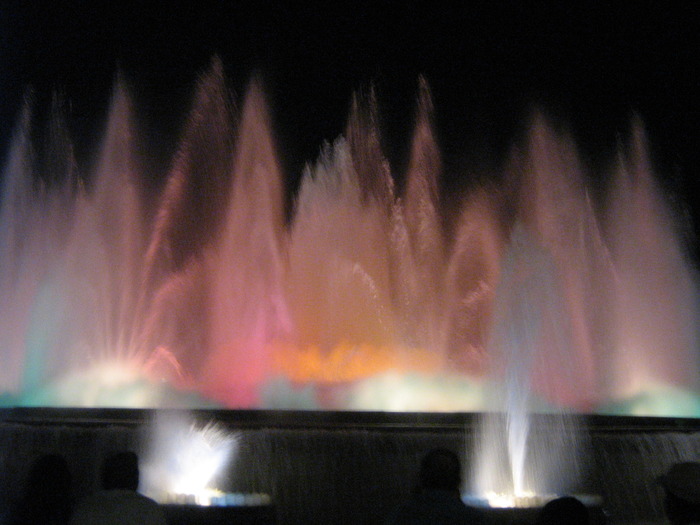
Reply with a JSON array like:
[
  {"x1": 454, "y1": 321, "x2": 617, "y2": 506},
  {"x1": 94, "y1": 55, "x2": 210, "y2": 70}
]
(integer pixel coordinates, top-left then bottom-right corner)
[
  {"x1": 1, "y1": 408, "x2": 699, "y2": 524},
  {"x1": 156, "y1": 490, "x2": 271, "y2": 507},
  {"x1": 162, "y1": 501, "x2": 276, "y2": 525},
  {"x1": 463, "y1": 494, "x2": 605, "y2": 524}
]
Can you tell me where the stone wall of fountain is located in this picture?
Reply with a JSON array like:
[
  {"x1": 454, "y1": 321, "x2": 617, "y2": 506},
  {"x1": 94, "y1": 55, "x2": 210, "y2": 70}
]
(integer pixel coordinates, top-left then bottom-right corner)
[{"x1": 1, "y1": 410, "x2": 699, "y2": 524}]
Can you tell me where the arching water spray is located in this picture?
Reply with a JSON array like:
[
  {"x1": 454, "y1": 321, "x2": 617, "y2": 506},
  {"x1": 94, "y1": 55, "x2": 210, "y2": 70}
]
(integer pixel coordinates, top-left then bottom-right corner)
[{"x1": 141, "y1": 411, "x2": 239, "y2": 505}]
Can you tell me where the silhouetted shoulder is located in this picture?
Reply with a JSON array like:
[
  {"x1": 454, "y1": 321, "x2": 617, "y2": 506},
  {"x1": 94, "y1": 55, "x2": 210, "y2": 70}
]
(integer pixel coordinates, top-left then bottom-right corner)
[
  {"x1": 386, "y1": 489, "x2": 484, "y2": 525},
  {"x1": 70, "y1": 489, "x2": 166, "y2": 525}
]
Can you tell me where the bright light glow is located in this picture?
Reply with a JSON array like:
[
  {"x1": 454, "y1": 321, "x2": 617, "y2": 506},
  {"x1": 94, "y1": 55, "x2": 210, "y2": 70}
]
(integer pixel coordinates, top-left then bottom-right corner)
[
  {"x1": 464, "y1": 491, "x2": 553, "y2": 509},
  {"x1": 344, "y1": 371, "x2": 492, "y2": 411},
  {"x1": 159, "y1": 487, "x2": 225, "y2": 506},
  {"x1": 464, "y1": 492, "x2": 602, "y2": 509},
  {"x1": 484, "y1": 490, "x2": 539, "y2": 508},
  {"x1": 141, "y1": 412, "x2": 239, "y2": 503},
  {"x1": 159, "y1": 489, "x2": 272, "y2": 507},
  {"x1": 25, "y1": 358, "x2": 161, "y2": 407},
  {"x1": 18, "y1": 349, "x2": 214, "y2": 408},
  {"x1": 601, "y1": 382, "x2": 700, "y2": 417},
  {"x1": 271, "y1": 342, "x2": 442, "y2": 383}
]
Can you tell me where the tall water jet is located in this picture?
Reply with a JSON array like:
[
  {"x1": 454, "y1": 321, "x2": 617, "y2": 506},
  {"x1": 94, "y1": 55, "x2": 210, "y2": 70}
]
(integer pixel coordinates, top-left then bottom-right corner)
[
  {"x1": 472, "y1": 223, "x2": 588, "y2": 505},
  {"x1": 602, "y1": 124, "x2": 700, "y2": 415},
  {"x1": 145, "y1": 58, "x2": 236, "y2": 281},
  {"x1": 284, "y1": 140, "x2": 398, "y2": 382},
  {"x1": 284, "y1": 102, "x2": 399, "y2": 391},
  {"x1": 516, "y1": 117, "x2": 614, "y2": 409},
  {"x1": 12, "y1": 82, "x2": 169, "y2": 404},
  {"x1": 141, "y1": 58, "x2": 237, "y2": 382},
  {"x1": 392, "y1": 77, "x2": 446, "y2": 357},
  {"x1": 202, "y1": 78, "x2": 292, "y2": 407},
  {"x1": 440, "y1": 189, "x2": 503, "y2": 379},
  {"x1": 0, "y1": 99, "x2": 77, "y2": 394},
  {"x1": 469, "y1": 118, "x2": 616, "y2": 506}
]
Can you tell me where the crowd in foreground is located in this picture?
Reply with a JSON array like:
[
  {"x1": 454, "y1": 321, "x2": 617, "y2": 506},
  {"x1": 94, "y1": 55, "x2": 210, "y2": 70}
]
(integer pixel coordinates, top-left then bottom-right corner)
[{"x1": 2, "y1": 447, "x2": 699, "y2": 524}]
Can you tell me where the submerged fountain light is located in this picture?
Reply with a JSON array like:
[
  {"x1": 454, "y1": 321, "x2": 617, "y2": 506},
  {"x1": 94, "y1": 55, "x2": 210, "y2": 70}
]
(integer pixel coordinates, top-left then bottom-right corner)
[
  {"x1": 24, "y1": 357, "x2": 164, "y2": 407},
  {"x1": 463, "y1": 491, "x2": 602, "y2": 512},
  {"x1": 464, "y1": 490, "x2": 541, "y2": 509}
]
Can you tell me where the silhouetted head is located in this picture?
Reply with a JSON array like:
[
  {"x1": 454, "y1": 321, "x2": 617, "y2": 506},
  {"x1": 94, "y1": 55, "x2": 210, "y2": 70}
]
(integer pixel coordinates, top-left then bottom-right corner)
[
  {"x1": 102, "y1": 451, "x2": 140, "y2": 491},
  {"x1": 537, "y1": 496, "x2": 589, "y2": 525},
  {"x1": 26, "y1": 453, "x2": 72, "y2": 500},
  {"x1": 419, "y1": 448, "x2": 462, "y2": 492},
  {"x1": 659, "y1": 462, "x2": 700, "y2": 524},
  {"x1": 18, "y1": 454, "x2": 73, "y2": 525}
]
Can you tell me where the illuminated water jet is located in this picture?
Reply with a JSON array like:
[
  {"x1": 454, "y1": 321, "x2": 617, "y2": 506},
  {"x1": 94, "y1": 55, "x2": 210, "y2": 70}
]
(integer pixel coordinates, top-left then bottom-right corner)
[
  {"x1": 1, "y1": 59, "x2": 699, "y2": 512},
  {"x1": 0, "y1": 62, "x2": 697, "y2": 414},
  {"x1": 141, "y1": 412, "x2": 240, "y2": 504}
]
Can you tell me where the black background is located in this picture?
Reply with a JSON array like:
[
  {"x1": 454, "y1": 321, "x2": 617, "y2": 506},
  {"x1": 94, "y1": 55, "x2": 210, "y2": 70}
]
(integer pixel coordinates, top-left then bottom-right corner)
[{"x1": 1, "y1": 1, "x2": 698, "y2": 252}]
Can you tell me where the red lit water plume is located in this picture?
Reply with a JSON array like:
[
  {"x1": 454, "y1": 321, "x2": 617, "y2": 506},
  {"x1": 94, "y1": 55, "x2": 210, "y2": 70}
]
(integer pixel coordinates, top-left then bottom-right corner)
[{"x1": 0, "y1": 60, "x2": 698, "y2": 416}]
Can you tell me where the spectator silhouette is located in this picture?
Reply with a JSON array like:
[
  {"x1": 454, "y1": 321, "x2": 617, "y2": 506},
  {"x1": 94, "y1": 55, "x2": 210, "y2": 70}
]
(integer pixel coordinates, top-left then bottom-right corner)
[
  {"x1": 536, "y1": 496, "x2": 589, "y2": 525},
  {"x1": 69, "y1": 451, "x2": 166, "y2": 525},
  {"x1": 10, "y1": 453, "x2": 73, "y2": 525},
  {"x1": 658, "y1": 461, "x2": 700, "y2": 525},
  {"x1": 385, "y1": 447, "x2": 484, "y2": 524}
]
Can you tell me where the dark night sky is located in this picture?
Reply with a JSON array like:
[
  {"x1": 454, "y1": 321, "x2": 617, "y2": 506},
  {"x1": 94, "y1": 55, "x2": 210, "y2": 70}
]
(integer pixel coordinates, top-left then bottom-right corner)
[{"x1": 1, "y1": 2, "x2": 699, "y2": 237}]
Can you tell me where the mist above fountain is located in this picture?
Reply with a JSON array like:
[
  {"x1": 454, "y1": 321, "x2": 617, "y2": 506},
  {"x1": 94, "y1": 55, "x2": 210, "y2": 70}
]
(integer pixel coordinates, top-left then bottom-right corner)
[{"x1": 0, "y1": 59, "x2": 698, "y2": 417}]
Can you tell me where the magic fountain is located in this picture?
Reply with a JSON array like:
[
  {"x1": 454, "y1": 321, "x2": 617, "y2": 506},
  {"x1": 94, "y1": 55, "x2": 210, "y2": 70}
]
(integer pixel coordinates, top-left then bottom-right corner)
[{"x1": 1, "y1": 59, "x2": 699, "y2": 516}]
